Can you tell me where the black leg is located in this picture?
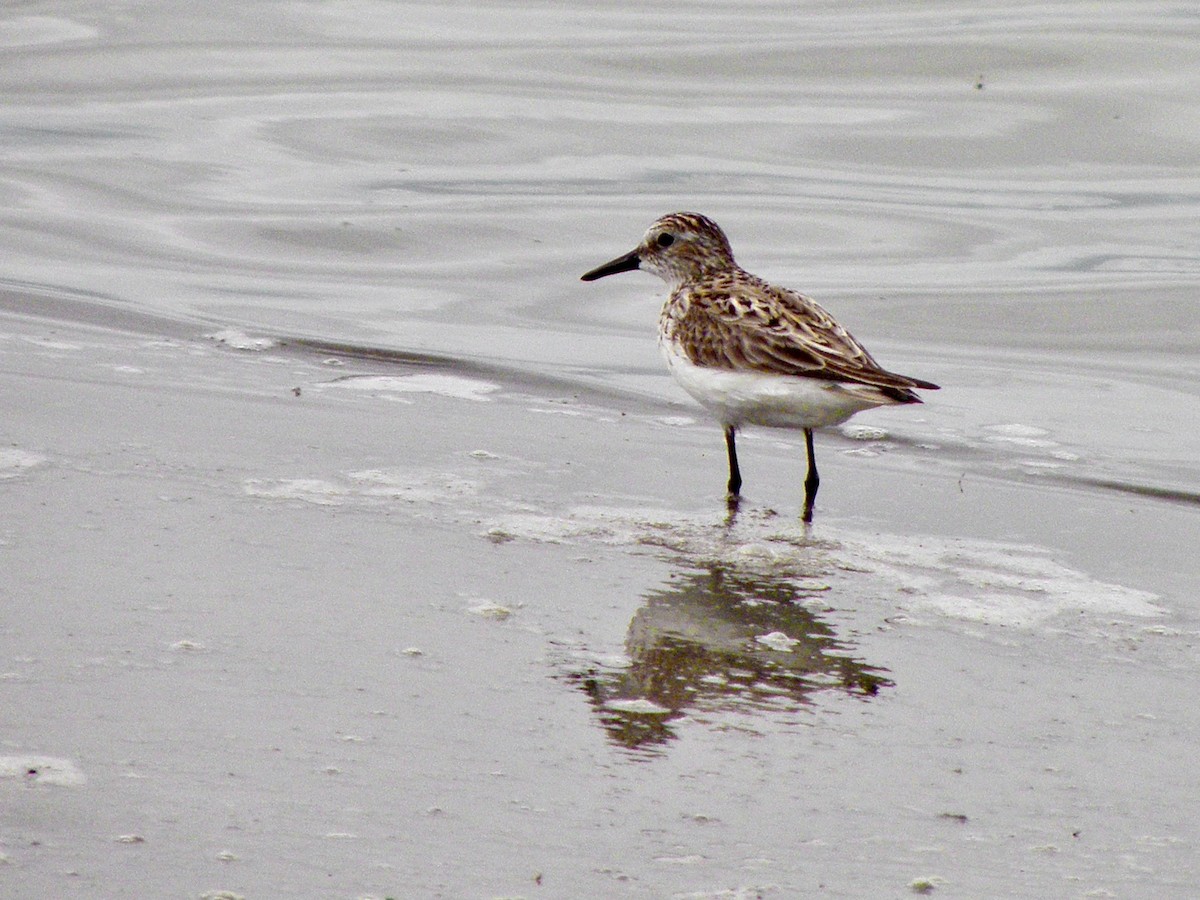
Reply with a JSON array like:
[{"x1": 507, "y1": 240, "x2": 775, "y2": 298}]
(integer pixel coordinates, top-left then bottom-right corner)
[
  {"x1": 802, "y1": 427, "x2": 819, "y2": 523},
  {"x1": 724, "y1": 426, "x2": 742, "y2": 497}
]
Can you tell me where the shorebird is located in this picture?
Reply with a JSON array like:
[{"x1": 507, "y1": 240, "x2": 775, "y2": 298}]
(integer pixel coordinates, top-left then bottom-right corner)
[{"x1": 581, "y1": 211, "x2": 939, "y2": 522}]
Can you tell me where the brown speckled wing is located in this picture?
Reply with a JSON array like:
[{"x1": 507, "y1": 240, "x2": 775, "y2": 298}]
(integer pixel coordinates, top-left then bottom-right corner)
[{"x1": 674, "y1": 271, "x2": 938, "y2": 397}]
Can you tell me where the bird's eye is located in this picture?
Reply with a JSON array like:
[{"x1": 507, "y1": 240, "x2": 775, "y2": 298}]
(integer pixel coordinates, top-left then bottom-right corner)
[{"x1": 656, "y1": 232, "x2": 675, "y2": 248}]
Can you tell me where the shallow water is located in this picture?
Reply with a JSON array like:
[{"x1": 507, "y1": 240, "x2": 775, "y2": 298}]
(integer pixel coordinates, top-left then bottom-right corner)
[
  {"x1": 4, "y1": 0, "x2": 1199, "y2": 503},
  {"x1": 2, "y1": 1, "x2": 1199, "y2": 897}
]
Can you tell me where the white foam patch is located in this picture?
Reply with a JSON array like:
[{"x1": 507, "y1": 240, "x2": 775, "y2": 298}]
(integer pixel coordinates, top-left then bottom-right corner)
[
  {"x1": 243, "y1": 478, "x2": 344, "y2": 505},
  {"x1": 483, "y1": 510, "x2": 632, "y2": 546},
  {"x1": 605, "y1": 698, "x2": 671, "y2": 715},
  {"x1": 326, "y1": 374, "x2": 499, "y2": 402},
  {"x1": 755, "y1": 631, "x2": 803, "y2": 652},
  {"x1": 488, "y1": 504, "x2": 690, "y2": 545},
  {"x1": 207, "y1": 329, "x2": 277, "y2": 351},
  {"x1": 528, "y1": 400, "x2": 620, "y2": 423},
  {"x1": 0, "y1": 755, "x2": 86, "y2": 786},
  {"x1": 244, "y1": 470, "x2": 480, "y2": 507},
  {"x1": 841, "y1": 445, "x2": 894, "y2": 458},
  {"x1": 987, "y1": 423, "x2": 1050, "y2": 439},
  {"x1": 347, "y1": 469, "x2": 480, "y2": 503},
  {"x1": 983, "y1": 422, "x2": 1058, "y2": 449},
  {"x1": 841, "y1": 424, "x2": 889, "y2": 441},
  {"x1": 468, "y1": 600, "x2": 513, "y2": 620},
  {"x1": 841, "y1": 532, "x2": 1162, "y2": 627},
  {"x1": 0, "y1": 448, "x2": 47, "y2": 479}
]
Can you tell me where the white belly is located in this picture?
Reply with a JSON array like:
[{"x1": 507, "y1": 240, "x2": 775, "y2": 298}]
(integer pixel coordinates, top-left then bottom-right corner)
[{"x1": 661, "y1": 343, "x2": 892, "y2": 430}]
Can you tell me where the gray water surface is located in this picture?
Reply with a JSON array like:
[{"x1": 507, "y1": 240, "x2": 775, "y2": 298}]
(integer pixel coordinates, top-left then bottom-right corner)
[{"x1": 2, "y1": 3, "x2": 1199, "y2": 897}]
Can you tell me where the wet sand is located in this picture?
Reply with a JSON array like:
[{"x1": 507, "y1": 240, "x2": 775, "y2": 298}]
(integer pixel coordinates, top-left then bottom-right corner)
[{"x1": 3, "y1": 299, "x2": 1198, "y2": 898}]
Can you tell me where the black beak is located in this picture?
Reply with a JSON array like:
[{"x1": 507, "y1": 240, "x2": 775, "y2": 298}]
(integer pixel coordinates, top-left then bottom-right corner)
[{"x1": 580, "y1": 249, "x2": 641, "y2": 281}]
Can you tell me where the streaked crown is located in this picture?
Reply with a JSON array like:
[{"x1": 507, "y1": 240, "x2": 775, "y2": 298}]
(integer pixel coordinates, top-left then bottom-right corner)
[{"x1": 636, "y1": 212, "x2": 736, "y2": 285}]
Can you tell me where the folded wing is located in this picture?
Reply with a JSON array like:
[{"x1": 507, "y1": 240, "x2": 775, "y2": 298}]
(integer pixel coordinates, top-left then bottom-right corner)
[{"x1": 677, "y1": 273, "x2": 940, "y2": 400}]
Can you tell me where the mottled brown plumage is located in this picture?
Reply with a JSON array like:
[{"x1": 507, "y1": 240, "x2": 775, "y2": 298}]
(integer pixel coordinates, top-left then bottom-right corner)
[
  {"x1": 665, "y1": 268, "x2": 938, "y2": 402},
  {"x1": 581, "y1": 211, "x2": 939, "y2": 521}
]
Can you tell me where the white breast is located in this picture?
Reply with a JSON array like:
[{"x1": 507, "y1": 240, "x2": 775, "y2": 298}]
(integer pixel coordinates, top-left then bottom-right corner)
[{"x1": 660, "y1": 341, "x2": 895, "y2": 430}]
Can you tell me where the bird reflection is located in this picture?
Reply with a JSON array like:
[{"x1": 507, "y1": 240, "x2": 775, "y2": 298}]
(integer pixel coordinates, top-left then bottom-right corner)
[{"x1": 570, "y1": 565, "x2": 890, "y2": 752}]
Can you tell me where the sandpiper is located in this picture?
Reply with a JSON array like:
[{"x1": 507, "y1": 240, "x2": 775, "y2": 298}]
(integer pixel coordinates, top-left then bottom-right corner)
[{"x1": 581, "y1": 211, "x2": 939, "y2": 522}]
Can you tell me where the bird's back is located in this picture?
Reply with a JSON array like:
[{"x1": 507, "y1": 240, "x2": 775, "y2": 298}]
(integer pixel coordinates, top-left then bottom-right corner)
[{"x1": 660, "y1": 268, "x2": 938, "y2": 400}]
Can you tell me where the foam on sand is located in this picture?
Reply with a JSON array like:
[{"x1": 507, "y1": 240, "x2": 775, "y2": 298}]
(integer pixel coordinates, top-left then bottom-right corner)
[
  {"x1": 0, "y1": 755, "x2": 86, "y2": 786},
  {"x1": 0, "y1": 448, "x2": 47, "y2": 479},
  {"x1": 321, "y1": 373, "x2": 500, "y2": 402}
]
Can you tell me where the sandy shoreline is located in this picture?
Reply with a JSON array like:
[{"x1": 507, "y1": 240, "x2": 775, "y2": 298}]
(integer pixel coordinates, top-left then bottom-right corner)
[{"x1": 3, "y1": 307, "x2": 1198, "y2": 898}]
